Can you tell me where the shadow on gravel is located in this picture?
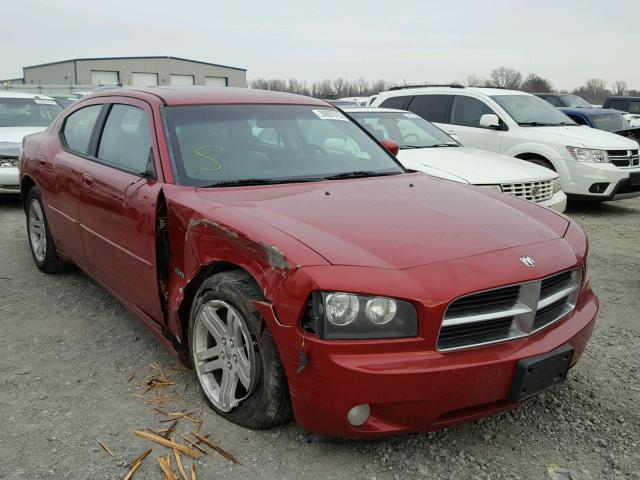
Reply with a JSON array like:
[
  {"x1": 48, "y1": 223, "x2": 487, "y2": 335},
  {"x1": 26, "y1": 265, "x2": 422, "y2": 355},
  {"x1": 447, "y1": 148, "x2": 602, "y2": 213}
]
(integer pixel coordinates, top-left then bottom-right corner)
[
  {"x1": 565, "y1": 200, "x2": 639, "y2": 216},
  {"x1": 0, "y1": 196, "x2": 22, "y2": 211}
]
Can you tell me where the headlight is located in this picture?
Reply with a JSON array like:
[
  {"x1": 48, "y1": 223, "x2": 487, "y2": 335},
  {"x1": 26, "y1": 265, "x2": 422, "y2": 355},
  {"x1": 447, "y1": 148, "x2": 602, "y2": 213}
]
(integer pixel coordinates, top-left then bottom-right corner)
[
  {"x1": 478, "y1": 185, "x2": 503, "y2": 192},
  {"x1": 566, "y1": 147, "x2": 609, "y2": 163},
  {"x1": 552, "y1": 177, "x2": 561, "y2": 193},
  {"x1": 311, "y1": 292, "x2": 418, "y2": 339},
  {"x1": 0, "y1": 157, "x2": 19, "y2": 168}
]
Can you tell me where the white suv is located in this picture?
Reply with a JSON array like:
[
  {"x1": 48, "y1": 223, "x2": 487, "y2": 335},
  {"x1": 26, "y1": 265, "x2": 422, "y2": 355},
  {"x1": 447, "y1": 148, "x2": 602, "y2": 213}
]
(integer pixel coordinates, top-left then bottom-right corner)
[{"x1": 372, "y1": 86, "x2": 640, "y2": 201}]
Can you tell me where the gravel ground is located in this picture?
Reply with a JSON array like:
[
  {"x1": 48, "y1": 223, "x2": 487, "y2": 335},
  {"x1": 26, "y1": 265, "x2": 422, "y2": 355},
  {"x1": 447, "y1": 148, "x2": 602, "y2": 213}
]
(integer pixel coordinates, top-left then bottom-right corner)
[{"x1": 1, "y1": 196, "x2": 639, "y2": 480}]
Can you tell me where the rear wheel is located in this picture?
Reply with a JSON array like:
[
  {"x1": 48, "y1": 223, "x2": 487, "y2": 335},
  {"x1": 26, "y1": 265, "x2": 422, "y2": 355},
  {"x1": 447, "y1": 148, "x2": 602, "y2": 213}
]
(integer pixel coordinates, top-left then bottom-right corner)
[
  {"x1": 188, "y1": 270, "x2": 291, "y2": 429},
  {"x1": 25, "y1": 187, "x2": 66, "y2": 274}
]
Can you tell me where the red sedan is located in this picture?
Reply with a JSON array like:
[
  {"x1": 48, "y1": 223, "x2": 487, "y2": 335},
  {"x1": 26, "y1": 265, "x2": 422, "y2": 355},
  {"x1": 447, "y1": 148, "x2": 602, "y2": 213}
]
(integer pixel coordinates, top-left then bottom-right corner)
[{"x1": 19, "y1": 87, "x2": 598, "y2": 438}]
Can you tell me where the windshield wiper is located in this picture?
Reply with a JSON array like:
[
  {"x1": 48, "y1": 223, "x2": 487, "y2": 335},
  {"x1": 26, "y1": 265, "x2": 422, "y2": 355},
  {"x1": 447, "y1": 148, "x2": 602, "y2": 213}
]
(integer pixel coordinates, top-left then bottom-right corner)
[
  {"x1": 519, "y1": 121, "x2": 574, "y2": 127},
  {"x1": 400, "y1": 143, "x2": 458, "y2": 149},
  {"x1": 201, "y1": 178, "x2": 318, "y2": 188},
  {"x1": 322, "y1": 170, "x2": 401, "y2": 180}
]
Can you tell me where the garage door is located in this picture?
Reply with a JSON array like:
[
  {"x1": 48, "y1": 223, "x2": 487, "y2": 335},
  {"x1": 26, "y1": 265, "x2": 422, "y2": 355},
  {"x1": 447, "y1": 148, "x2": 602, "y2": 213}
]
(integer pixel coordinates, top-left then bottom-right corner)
[
  {"x1": 205, "y1": 76, "x2": 228, "y2": 87},
  {"x1": 132, "y1": 73, "x2": 158, "y2": 86},
  {"x1": 90, "y1": 70, "x2": 119, "y2": 86},
  {"x1": 169, "y1": 74, "x2": 194, "y2": 86}
]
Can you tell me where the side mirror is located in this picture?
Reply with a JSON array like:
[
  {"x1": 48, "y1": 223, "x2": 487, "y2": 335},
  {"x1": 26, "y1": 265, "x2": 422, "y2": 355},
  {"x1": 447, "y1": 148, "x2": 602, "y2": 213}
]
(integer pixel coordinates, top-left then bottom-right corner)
[
  {"x1": 380, "y1": 138, "x2": 399, "y2": 156},
  {"x1": 479, "y1": 114, "x2": 501, "y2": 129}
]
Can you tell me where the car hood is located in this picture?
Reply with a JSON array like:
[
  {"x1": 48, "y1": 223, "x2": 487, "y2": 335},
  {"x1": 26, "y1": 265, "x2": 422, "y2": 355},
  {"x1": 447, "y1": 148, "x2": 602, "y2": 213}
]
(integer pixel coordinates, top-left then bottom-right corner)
[
  {"x1": 397, "y1": 147, "x2": 557, "y2": 184},
  {"x1": 0, "y1": 126, "x2": 47, "y2": 144},
  {"x1": 529, "y1": 125, "x2": 639, "y2": 149},
  {"x1": 194, "y1": 173, "x2": 569, "y2": 270}
]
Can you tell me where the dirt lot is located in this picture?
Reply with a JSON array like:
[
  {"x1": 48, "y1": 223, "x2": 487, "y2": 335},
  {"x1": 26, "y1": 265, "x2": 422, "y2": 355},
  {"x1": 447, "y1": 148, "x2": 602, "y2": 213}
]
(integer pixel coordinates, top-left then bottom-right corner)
[{"x1": 1, "y1": 196, "x2": 639, "y2": 480}]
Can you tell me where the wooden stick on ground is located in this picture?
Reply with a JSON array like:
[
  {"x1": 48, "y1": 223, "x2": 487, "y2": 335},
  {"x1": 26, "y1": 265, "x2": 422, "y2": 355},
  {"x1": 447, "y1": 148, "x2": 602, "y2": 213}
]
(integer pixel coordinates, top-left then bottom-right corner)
[
  {"x1": 98, "y1": 442, "x2": 114, "y2": 457},
  {"x1": 190, "y1": 431, "x2": 240, "y2": 464},
  {"x1": 123, "y1": 448, "x2": 152, "y2": 480},
  {"x1": 163, "y1": 420, "x2": 179, "y2": 439},
  {"x1": 134, "y1": 430, "x2": 201, "y2": 458},
  {"x1": 191, "y1": 464, "x2": 197, "y2": 480},
  {"x1": 130, "y1": 448, "x2": 153, "y2": 467},
  {"x1": 157, "y1": 455, "x2": 177, "y2": 480},
  {"x1": 180, "y1": 434, "x2": 207, "y2": 455},
  {"x1": 174, "y1": 449, "x2": 189, "y2": 480}
]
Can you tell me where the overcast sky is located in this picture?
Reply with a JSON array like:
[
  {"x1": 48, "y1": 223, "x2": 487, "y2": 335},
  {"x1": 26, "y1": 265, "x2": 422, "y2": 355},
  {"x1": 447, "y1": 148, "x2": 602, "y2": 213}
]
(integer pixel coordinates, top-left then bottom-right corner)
[{"x1": 2, "y1": 0, "x2": 639, "y2": 90}]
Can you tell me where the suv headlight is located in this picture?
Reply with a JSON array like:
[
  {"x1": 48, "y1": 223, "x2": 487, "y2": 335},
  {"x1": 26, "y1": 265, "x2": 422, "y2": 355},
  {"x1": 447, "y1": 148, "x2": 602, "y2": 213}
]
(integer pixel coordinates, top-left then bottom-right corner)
[
  {"x1": 552, "y1": 177, "x2": 561, "y2": 193},
  {"x1": 566, "y1": 147, "x2": 610, "y2": 163},
  {"x1": 310, "y1": 292, "x2": 418, "y2": 339},
  {"x1": 0, "y1": 157, "x2": 19, "y2": 168}
]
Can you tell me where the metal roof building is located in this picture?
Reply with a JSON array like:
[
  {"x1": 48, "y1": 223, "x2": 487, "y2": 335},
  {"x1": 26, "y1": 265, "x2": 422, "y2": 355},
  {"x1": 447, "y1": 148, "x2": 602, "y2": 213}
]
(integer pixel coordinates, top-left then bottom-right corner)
[{"x1": 15, "y1": 56, "x2": 247, "y2": 88}]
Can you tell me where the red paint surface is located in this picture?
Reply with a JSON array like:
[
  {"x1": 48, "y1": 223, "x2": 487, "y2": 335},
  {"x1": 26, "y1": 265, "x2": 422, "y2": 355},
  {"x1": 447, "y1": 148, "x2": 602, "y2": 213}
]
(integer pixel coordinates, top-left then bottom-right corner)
[{"x1": 20, "y1": 87, "x2": 598, "y2": 438}]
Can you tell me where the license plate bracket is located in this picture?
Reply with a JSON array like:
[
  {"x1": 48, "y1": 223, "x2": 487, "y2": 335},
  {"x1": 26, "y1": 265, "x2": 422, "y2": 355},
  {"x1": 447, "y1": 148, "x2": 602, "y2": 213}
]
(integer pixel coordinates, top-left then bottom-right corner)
[{"x1": 507, "y1": 345, "x2": 574, "y2": 402}]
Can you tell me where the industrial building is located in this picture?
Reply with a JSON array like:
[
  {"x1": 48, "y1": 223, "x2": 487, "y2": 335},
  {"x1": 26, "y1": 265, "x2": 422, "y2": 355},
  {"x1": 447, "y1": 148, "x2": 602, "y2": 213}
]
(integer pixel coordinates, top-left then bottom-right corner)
[{"x1": 6, "y1": 56, "x2": 247, "y2": 88}]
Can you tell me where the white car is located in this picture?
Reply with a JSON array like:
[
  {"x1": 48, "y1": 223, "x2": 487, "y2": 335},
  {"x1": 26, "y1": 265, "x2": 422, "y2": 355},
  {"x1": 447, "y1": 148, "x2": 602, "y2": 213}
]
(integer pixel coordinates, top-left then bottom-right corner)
[
  {"x1": 372, "y1": 86, "x2": 640, "y2": 201},
  {"x1": 0, "y1": 92, "x2": 63, "y2": 194},
  {"x1": 345, "y1": 107, "x2": 566, "y2": 212},
  {"x1": 338, "y1": 97, "x2": 370, "y2": 106},
  {"x1": 622, "y1": 113, "x2": 640, "y2": 128}
]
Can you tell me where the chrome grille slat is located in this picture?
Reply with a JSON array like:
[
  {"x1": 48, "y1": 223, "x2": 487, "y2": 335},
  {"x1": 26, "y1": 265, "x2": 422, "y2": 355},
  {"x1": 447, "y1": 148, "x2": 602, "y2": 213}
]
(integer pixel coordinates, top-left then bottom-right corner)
[
  {"x1": 438, "y1": 269, "x2": 582, "y2": 351},
  {"x1": 500, "y1": 180, "x2": 554, "y2": 202},
  {"x1": 608, "y1": 149, "x2": 640, "y2": 168}
]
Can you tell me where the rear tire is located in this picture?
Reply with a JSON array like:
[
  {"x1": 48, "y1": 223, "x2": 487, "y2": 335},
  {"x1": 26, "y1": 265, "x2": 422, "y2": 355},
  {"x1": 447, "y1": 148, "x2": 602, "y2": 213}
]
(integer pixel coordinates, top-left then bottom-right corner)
[
  {"x1": 25, "y1": 187, "x2": 66, "y2": 274},
  {"x1": 188, "y1": 270, "x2": 292, "y2": 429}
]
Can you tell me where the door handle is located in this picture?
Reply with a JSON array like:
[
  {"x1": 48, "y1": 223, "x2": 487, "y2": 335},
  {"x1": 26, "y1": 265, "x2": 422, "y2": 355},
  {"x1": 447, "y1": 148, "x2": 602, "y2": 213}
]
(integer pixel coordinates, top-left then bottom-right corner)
[{"x1": 81, "y1": 173, "x2": 94, "y2": 189}]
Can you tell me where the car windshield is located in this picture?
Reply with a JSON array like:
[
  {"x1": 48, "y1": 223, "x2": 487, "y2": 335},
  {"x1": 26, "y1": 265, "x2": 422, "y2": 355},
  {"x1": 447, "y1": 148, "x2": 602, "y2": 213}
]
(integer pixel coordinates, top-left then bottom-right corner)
[
  {"x1": 590, "y1": 113, "x2": 630, "y2": 132},
  {"x1": 349, "y1": 111, "x2": 459, "y2": 149},
  {"x1": 491, "y1": 94, "x2": 576, "y2": 126},
  {"x1": 558, "y1": 95, "x2": 592, "y2": 108},
  {"x1": 165, "y1": 104, "x2": 405, "y2": 187},
  {"x1": 0, "y1": 98, "x2": 63, "y2": 127}
]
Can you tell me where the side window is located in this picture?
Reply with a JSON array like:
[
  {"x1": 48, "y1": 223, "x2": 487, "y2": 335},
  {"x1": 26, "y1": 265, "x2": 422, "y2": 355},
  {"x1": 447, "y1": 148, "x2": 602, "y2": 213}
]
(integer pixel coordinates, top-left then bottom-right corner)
[
  {"x1": 543, "y1": 96, "x2": 562, "y2": 107},
  {"x1": 61, "y1": 105, "x2": 103, "y2": 155},
  {"x1": 407, "y1": 95, "x2": 450, "y2": 123},
  {"x1": 97, "y1": 104, "x2": 152, "y2": 174},
  {"x1": 449, "y1": 95, "x2": 495, "y2": 128},
  {"x1": 567, "y1": 114, "x2": 588, "y2": 126},
  {"x1": 607, "y1": 100, "x2": 627, "y2": 111},
  {"x1": 379, "y1": 95, "x2": 412, "y2": 110},
  {"x1": 628, "y1": 101, "x2": 640, "y2": 114}
]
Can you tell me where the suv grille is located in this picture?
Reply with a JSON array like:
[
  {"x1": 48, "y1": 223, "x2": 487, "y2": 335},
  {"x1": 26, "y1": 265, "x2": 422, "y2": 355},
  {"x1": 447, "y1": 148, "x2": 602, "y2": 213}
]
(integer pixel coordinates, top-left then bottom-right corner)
[
  {"x1": 608, "y1": 149, "x2": 640, "y2": 168},
  {"x1": 500, "y1": 180, "x2": 553, "y2": 202},
  {"x1": 438, "y1": 269, "x2": 582, "y2": 351}
]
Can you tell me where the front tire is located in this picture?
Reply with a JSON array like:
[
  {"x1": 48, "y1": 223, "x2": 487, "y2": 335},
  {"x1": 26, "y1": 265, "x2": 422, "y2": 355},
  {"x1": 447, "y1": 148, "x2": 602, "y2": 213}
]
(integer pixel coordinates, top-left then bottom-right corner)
[
  {"x1": 188, "y1": 270, "x2": 291, "y2": 429},
  {"x1": 25, "y1": 187, "x2": 66, "y2": 274}
]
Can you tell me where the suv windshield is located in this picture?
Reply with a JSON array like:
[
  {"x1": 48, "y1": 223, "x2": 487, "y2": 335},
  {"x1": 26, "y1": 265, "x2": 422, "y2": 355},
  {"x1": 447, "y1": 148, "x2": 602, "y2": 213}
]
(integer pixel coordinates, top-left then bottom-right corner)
[
  {"x1": 0, "y1": 98, "x2": 63, "y2": 127},
  {"x1": 165, "y1": 104, "x2": 405, "y2": 187},
  {"x1": 349, "y1": 111, "x2": 458, "y2": 149},
  {"x1": 492, "y1": 95, "x2": 576, "y2": 127},
  {"x1": 591, "y1": 112, "x2": 630, "y2": 132},
  {"x1": 558, "y1": 95, "x2": 592, "y2": 108}
]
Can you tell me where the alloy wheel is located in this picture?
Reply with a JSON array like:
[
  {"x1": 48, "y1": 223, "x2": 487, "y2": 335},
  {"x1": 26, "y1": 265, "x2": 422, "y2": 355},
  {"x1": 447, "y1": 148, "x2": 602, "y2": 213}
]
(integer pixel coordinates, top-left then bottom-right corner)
[{"x1": 28, "y1": 199, "x2": 47, "y2": 262}]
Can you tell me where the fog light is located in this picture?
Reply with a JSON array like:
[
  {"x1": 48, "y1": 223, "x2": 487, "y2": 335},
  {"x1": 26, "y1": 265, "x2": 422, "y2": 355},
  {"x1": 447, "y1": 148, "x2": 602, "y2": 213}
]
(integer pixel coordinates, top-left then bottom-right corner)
[
  {"x1": 347, "y1": 404, "x2": 370, "y2": 427},
  {"x1": 588, "y1": 182, "x2": 609, "y2": 194}
]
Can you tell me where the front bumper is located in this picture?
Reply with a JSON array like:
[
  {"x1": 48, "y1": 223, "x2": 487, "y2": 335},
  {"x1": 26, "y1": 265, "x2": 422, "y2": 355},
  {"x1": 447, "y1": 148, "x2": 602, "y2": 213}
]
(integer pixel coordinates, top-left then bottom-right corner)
[
  {"x1": 257, "y1": 239, "x2": 597, "y2": 438},
  {"x1": 562, "y1": 160, "x2": 640, "y2": 200},
  {"x1": 0, "y1": 167, "x2": 20, "y2": 194},
  {"x1": 538, "y1": 190, "x2": 567, "y2": 212}
]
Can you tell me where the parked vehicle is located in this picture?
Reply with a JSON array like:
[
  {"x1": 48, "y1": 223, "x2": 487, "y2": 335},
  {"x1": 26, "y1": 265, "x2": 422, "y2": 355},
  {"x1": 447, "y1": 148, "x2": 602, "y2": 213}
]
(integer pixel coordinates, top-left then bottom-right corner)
[
  {"x1": 559, "y1": 107, "x2": 640, "y2": 143},
  {"x1": 20, "y1": 87, "x2": 597, "y2": 438},
  {"x1": 0, "y1": 92, "x2": 62, "y2": 194},
  {"x1": 344, "y1": 107, "x2": 567, "y2": 212},
  {"x1": 622, "y1": 112, "x2": 640, "y2": 128},
  {"x1": 338, "y1": 97, "x2": 370, "y2": 106},
  {"x1": 603, "y1": 96, "x2": 640, "y2": 115},
  {"x1": 373, "y1": 86, "x2": 640, "y2": 201},
  {"x1": 324, "y1": 99, "x2": 361, "y2": 108},
  {"x1": 535, "y1": 93, "x2": 592, "y2": 108},
  {"x1": 46, "y1": 93, "x2": 80, "y2": 109}
]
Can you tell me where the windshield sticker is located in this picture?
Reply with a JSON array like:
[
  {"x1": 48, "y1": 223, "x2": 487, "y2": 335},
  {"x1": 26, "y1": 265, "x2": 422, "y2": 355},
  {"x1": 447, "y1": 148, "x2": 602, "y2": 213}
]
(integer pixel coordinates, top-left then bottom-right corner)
[
  {"x1": 34, "y1": 99, "x2": 58, "y2": 105},
  {"x1": 312, "y1": 109, "x2": 348, "y2": 121},
  {"x1": 403, "y1": 113, "x2": 420, "y2": 118}
]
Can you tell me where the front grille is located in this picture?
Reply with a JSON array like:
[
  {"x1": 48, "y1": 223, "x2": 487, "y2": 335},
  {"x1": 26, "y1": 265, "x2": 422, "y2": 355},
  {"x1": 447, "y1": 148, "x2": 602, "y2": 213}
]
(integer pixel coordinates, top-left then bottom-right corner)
[
  {"x1": 500, "y1": 180, "x2": 553, "y2": 202},
  {"x1": 438, "y1": 269, "x2": 582, "y2": 351},
  {"x1": 608, "y1": 149, "x2": 640, "y2": 168}
]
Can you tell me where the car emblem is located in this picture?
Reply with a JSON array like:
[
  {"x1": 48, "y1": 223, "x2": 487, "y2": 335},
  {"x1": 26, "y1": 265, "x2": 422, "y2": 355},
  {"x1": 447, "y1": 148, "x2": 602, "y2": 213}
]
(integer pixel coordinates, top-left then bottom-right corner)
[
  {"x1": 520, "y1": 256, "x2": 536, "y2": 267},
  {"x1": 531, "y1": 186, "x2": 540, "y2": 196}
]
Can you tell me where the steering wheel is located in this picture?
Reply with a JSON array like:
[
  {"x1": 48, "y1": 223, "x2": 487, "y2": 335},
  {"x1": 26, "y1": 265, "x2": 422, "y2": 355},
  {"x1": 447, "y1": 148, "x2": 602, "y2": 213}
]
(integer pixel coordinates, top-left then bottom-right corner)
[{"x1": 402, "y1": 133, "x2": 420, "y2": 144}]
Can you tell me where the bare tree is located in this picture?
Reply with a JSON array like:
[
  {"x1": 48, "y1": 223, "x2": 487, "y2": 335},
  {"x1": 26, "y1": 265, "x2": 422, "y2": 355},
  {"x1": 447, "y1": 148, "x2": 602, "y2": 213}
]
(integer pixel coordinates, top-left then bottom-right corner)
[
  {"x1": 520, "y1": 74, "x2": 553, "y2": 93},
  {"x1": 465, "y1": 74, "x2": 491, "y2": 87},
  {"x1": 573, "y1": 79, "x2": 611, "y2": 104},
  {"x1": 489, "y1": 67, "x2": 522, "y2": 89},
  {"x1": 613, "y1": 80, "x2": 628, "y2": 96}
]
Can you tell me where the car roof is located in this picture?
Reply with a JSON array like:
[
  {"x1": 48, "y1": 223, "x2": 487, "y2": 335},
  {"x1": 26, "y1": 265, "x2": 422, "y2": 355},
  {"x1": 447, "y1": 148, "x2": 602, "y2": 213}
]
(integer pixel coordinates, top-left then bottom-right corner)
[
  {"x1": 0, "y1": 91, "x2": 55, "y2": 100},
  {"x1": 87, "y1": 86, "x2": 330, "y2": 107},
  {"x1": 559, "y1": 107, "x2": 623, "y2": 115},
  {"x1": 342, "y1": 107, "x2": 408, "y2": 114},
  {"x1": 606, "y1": 96, "x2": 640, "y2": 101},
  {"x1": 379, "y1": 86, "x2": 528, "y2": 97}
]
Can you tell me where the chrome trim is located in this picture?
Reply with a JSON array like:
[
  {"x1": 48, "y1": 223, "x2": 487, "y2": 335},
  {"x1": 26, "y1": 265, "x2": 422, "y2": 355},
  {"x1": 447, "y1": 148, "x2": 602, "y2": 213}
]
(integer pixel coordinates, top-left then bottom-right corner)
[
  {"x1": 500, "y1": 179, "x2": 554, "y2": 202},
  {"x1": 437, "y1": 269, "x2": 582, "y2": 352}
]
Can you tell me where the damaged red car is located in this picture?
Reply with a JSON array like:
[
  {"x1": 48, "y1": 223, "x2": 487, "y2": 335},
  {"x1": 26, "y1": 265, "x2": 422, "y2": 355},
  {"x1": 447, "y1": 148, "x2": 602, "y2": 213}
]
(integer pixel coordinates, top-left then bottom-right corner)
[{"x1": 20, "y1": 87, "x2": 598, "y2": 438}]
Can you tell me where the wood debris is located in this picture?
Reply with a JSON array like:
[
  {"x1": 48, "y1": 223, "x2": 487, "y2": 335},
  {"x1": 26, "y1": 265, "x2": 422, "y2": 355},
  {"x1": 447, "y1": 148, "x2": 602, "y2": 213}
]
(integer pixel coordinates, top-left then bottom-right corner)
[
  {"x1": 191, "y1": 464, "x2": 197, "y2": 480},
  {"x1": 157, "y1": 454, "x2": 177, "y2": 480},
  {"x1": 190, "y1": 431, "x2": 240, "y2": 464},
  {"x1": 123, "y1": 448, "x2": 152, "y2": 480},
  {"x1": 174, "y1": 449, "x2": 189, "y2": 480},
  {"x1": 98, "y1": 442, "x2": 114, "y2": 457},
  {"x1": 180, "y1": 434, "x2": 208, "y2": 455},
  {"x1": 134, "y1": 430, "x2": 201, "y2": 458}
]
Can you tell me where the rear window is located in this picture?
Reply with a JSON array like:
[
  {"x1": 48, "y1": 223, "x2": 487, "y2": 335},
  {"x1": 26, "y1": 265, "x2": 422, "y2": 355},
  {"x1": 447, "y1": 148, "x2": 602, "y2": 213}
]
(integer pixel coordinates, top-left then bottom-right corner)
[
  {"x1": 379, "y1": 95, "x2": 412, "y2": 110},
  {"x1": 0, "y1": 97, "x2": 63, "y2": 128},
  {"x1": 406, "y1": 94, "x2": 451, "y2": 123}
]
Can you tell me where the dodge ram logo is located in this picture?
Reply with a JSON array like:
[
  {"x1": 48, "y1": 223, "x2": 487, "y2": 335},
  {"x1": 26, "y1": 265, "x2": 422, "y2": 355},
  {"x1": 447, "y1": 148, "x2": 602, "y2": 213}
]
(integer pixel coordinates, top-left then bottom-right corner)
[{"x1": 520, "y1": 256, "x2": 536, "y2": 267}]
